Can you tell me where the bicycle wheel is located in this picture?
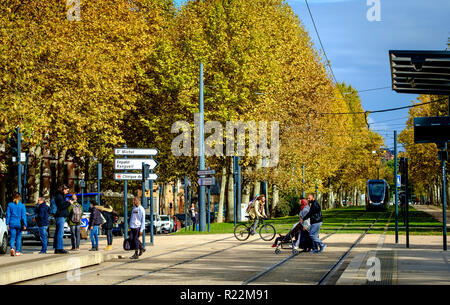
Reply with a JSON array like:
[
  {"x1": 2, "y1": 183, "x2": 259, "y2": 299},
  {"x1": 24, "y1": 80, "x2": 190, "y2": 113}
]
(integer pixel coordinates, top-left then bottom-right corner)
[
  {"x1": 234, "y1": 224, "x2": 250, "y2": 241},
  {"x1": 259, "y1": 224, "x2": 276, "y2": 241}
]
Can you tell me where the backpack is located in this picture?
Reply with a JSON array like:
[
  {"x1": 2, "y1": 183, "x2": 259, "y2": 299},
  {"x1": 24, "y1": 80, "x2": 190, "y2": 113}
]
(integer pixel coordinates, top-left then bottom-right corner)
[
  {"x1": 71, "y1": 204, "x2": 82, "y2": 223},
  {"x1": 50, "y1": 198, "x2": 57, "y2": 216},
  {"x1": 246, "y1": 195, "x2": 259, "y2": 213}
]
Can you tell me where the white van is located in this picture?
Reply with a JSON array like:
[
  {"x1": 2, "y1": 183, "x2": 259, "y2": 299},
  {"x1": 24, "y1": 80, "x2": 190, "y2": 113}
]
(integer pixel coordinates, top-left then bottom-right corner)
[{"x1": 0, "y1": 205, "x2": 8, "y2": 254}]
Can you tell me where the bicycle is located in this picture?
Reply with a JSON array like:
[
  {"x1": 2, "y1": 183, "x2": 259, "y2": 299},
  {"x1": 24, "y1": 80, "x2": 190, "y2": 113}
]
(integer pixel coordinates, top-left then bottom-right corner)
[{"x1": 234, "y1": 218, "x2": 276, "y2": 241}]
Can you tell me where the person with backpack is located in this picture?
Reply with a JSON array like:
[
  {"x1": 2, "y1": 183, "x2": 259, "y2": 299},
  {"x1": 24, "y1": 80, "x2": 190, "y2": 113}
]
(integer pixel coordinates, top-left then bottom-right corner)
[
  {"x1": 6, "y1": 192, "x2": 27, "y2": 256},
  {"x1": 247, "y1": 194, "x2": 267, "y2": 235},
  {"x1": 97, "y1": 199, "x2": 116, "y2": 251},
  {"x1": 34, "y1": 197, "x2": 50, "y2": 254},
  {"x1": 53, "y1": 185, "x2": 71, "y2": 254},
  {"x1": 68, "y1": 194, "x2": 82, "y2": 251},
  {"x1": 88, "y1": 200, "x2": 103, "y2": 251},
  {"x1": 300, "y1": 194, "x2": 326, "y2": 254}
]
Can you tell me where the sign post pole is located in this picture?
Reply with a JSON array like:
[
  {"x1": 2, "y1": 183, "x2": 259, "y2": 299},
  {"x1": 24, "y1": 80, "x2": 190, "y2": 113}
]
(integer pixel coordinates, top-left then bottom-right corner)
[
  {"x1": 16, "y1": 127, "x2": 22, "y2": 196},
  {"x1": 141, "y1": 162, "x2": 147, "y2": 249},
  {"x1": 394, "y1": 131, "x2": 399, "y2": 244},
  {"x1": 439, "y1": 143, "x2": 447, "y2": 251},
  {"x1": 123, "y1": 145, "x2": 128, "y2": 240},
  {"x1": 184, "y1": 176, "x2": 188, "y2": 232},
  {"x1": 405, "y1": 158, "x2": 409, "y2": 249},
  {"x1": 207, "y1": 185, "x2": 211, "y2": 232},
  {"x1": 150, "y1": 159, "x2": 154, "y2": 246},
  {"x1": 97, "y1": 163, "x2": 102, "y2": 206}
]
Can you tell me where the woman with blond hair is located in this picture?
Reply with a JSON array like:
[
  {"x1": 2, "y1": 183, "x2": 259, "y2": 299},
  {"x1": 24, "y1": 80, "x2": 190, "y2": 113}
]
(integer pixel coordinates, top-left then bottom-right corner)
[{"x1": 6, "y1": 192, "x2": 27, "y2": 256}]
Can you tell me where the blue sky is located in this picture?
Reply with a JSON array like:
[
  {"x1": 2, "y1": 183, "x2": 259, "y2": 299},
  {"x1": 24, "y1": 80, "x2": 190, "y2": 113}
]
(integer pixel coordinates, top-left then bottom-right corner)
[{"x1": 174, "y1": 0, "x2": 450, "y2": 151}]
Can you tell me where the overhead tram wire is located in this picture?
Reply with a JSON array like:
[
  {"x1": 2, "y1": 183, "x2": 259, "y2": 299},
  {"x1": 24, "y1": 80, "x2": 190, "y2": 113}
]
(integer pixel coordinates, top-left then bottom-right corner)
[
  {"x1": 303, "y1": 0, "x2": 403, "y2": 129},
  {"x1": 318, "y1": 97, "x2": 449, "y2": 115},
  {"x1": 303, "y1": 0, "x2": 352, "y2": 100},
  {"x1": 357, "y1": 86, "x2": 392, "y2": 93}
]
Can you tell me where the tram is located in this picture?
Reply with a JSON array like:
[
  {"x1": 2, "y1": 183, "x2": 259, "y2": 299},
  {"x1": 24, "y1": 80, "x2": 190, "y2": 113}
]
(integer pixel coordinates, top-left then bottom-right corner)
[{"x1": 365, "y1": 179, "x2": 389, "y2": 211}]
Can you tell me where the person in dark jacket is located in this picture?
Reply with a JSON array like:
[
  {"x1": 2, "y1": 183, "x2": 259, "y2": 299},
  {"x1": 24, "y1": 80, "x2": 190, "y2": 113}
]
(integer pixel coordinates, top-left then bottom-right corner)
[
  {"x1": 34, "y1": 197, "x2": 49, "y2": 254},
  {"x1": 301, "y1": 194, "x2": 326, "y2": 254},
  {"x1": 6, "y1": 192, "x2": 27, "y2": 256},
  {"x1": 97, "y1": 199, "x2": 115, "y2": 251},
  {"x1": 53, "y1": 185, "x2": 71, "y2": 254},
  {"x1": 88, "y1": 201, "x2": 103, "y2": 251}
]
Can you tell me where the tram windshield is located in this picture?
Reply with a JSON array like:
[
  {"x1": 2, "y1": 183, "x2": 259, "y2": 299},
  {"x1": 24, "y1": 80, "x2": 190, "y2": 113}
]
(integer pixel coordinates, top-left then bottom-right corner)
[{"x1": 368, "y1": 182, "x2": 385, "y2": 202}]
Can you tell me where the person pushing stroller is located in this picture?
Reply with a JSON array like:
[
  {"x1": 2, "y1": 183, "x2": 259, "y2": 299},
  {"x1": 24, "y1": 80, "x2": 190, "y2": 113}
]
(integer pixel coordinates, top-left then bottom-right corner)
[{"x1": 272, "y1": 198, "x2": 313, "y2": 253}]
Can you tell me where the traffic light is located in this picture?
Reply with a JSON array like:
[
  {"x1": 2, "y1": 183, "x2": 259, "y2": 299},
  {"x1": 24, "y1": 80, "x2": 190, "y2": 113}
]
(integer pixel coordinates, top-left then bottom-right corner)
[
  {"x1": 8, "y1": 136, "x2": 18, "y2": 161},
  {"x1": 399, "y1": 157, "x2": 408, "y2": 187},
  {"x1": 142, "y1": 163, "x2": 150, "y2": 182},
  {"x1": 438, "y1": 150, "x2": 448, "y2": 161}
]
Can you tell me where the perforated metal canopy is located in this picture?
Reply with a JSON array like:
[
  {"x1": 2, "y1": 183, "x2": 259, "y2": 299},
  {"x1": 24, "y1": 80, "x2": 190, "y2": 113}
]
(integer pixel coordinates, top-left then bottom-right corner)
[{"x1": 389, "y1": 50, "x2": 450, "y2": 95}]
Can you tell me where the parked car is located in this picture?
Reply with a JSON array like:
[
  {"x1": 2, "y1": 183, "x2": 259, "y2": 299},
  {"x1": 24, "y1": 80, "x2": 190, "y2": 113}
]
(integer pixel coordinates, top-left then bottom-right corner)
[
  {"x1": 159, "y1": 215, "x2": 174, "y2": 233},
  {"x1": 21, "y1": 204, "x2": 41, "y2": 242},
  {"x1": 22, "y1": 204, "x2": 61, "y2": 242},
  {"x1": 112, "y1": 217, "x2": 124, "y2": 236},
  {"x1": 0, "y1": 206, "x2": 8, "y2": 254}
]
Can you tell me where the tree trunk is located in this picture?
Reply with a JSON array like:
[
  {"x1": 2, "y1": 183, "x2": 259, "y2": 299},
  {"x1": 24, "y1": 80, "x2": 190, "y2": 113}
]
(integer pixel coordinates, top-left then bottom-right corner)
[
  {"x1": 31, "y1": 145, "x2": 42, "y2": 203},
  {"x1": 272, "y1": 184, "x2": 279, "y2": 216},
  {"x1": 242, "y1": 180, "x2": 250, "y2": 205},
  {"x1": 226, "y1": 158, "x2": 234, "y2": 222},
  {"x1": 57, "y1": 149, "x2": 67, "y2": 187},
  {"x1": 253, "y1": 158, "x2": 261, "y2": 197},
  {"x1": 174, "y1": 179, "x2": 179, "y2": 215},
  {"x1": 217, "y1": 164, "x2": 227, "y2": 223},
  {"x1": 329, "y1": 188, "x2": 335, "y2": 209}
]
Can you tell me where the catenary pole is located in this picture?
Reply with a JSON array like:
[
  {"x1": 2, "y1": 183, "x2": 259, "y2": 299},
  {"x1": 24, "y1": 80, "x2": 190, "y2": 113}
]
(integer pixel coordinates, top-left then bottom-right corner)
[{"x1": 198, "y1": 62, "x2": 206, "y2": 232}]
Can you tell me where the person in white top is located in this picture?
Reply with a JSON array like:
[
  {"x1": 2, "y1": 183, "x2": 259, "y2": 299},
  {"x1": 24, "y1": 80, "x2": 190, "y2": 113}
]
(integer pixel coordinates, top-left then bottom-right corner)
[{"x1": 129, "y1": 197, "x2": 146, "y2": 259}]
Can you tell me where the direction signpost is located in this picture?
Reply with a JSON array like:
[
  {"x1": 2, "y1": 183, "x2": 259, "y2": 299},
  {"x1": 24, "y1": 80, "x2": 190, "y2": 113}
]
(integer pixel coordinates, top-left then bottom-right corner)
[
  {"x1": 114, "y1": 173, "x2": 159, "y2": 181},
  {"x1": 197, "y1": 168, "x2": 215, "y2": 232},
  {"x1": 114, "y1": 147, "x2": 159, "y2": 245},
  {"x1": 198, "y1": 177, "x2": 215, "y2": 186},
  {"x1": 114, "y1": 159, "x2": 158, "y2": 171}
]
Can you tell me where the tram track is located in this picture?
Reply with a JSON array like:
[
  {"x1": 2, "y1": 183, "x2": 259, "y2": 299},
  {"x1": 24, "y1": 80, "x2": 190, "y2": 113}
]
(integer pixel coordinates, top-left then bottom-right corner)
[
  {"x1": 241, "y1": 211, "x2": 388, "y2": 285},
  {"x1": 41, "y1": 235, "x2": 235, "y2": 285},
  {"x1": 23, "y1": 209, "x2": 389, "y2": 285},
  {"x1": 114, "y1": 211, "x2": 374, "y2": 285}
]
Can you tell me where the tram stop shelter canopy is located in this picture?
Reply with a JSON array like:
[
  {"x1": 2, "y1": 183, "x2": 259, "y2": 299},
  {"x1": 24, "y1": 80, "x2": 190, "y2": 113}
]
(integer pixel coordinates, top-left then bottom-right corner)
[{"x1": 389, "y1": 50, "x2": 450, "y2": 96}]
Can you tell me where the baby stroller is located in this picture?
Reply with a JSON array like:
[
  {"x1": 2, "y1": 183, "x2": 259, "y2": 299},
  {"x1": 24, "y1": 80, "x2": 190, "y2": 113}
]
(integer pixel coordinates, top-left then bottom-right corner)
[
  {"x1": 273, "y1": 221, "x2": 313, "y2": 255},
  {"x1": 273, "y1": 222, "x2": 302, "y2": 255}
]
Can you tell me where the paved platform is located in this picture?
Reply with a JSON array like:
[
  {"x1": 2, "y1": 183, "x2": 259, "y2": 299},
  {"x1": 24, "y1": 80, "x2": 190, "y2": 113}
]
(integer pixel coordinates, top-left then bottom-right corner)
[
  {"x1": 0, "y1": 235, "x2": 130, "y2": 285},
  {"x1": 337, "y1": 234, "x2": 450, "y2": 285},
  {"x1": 1, "y1": 231, "x2": 449, "y2": 285}
]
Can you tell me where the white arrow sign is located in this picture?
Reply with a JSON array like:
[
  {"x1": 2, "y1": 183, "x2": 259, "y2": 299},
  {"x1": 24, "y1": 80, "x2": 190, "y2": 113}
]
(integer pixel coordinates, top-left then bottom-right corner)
[
  {"x1": 114, "y1": 173, "x2": 159, "y2": 181},
  {"x1": 114, "y1": 148, "x2": 158, "y2": 156},
  {"x1": 114, "y1": 159, "x2": 159, "y2": 170}
]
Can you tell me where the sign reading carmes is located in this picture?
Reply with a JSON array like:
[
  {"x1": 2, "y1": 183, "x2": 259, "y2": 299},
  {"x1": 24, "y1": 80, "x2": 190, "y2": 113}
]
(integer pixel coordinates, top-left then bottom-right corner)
[{"x1": 171, "y1": 114, "x2": 279, "y2": 167}]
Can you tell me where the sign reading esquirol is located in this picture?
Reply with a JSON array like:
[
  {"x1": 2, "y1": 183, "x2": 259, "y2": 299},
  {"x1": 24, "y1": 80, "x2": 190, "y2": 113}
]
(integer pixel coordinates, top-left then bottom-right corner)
[{"x1": 114, "y1": 158, "x2": 159, "y2": 170}]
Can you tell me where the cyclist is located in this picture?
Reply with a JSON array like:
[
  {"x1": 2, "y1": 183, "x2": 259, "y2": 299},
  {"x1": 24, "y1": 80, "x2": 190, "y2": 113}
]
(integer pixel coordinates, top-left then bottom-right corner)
[{"x1": 248, "y1": 194, "x2": 267, "y2": 234}]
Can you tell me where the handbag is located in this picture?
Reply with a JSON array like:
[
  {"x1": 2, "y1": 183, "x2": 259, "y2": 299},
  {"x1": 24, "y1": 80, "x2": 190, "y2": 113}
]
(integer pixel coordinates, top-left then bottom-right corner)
[{"x1": 123, "y1": 237, "x2": 135, "y2": 251}]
